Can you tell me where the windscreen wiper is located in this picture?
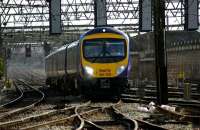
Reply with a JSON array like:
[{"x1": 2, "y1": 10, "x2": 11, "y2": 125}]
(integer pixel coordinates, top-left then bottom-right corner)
[
  {"x1": 91, "y1": 43, "x2": 106, "y2": 62},
  {"x1": 91, "y1": 49, "x2": 104, "y2": 62},
  {"x1": 91, "y1": 43, "x2": 112, "y2": 62}
]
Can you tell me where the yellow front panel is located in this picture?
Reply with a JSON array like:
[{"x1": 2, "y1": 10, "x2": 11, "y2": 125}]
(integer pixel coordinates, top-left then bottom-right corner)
[
  {"x1": 83, "y1": 33, "x2": 124, "y2": 39},
  {"x1": 82, "y1": 58, "x2": 128, "y2": 78},
  {"x1": 81, "y1": 33, "x2": 129, "y2": 78}
]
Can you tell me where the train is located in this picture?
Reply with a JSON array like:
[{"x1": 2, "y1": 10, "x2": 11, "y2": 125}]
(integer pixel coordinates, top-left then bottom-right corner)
[{"x1": 45, "y1": 27, "x2": 131, "y2": 97}]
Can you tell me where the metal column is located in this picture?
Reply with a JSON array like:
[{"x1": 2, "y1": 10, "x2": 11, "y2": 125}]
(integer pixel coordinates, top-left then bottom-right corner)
[
  {"x1": 0, "y1": 16, "x2": 3, "y2": 79},
  {"x1": 0, "y1": 16, "x2": 2, "y2": 54},
  {"x1": 49, "y1": 0, "x2": 62, "y2": 34},
  {"x1": 94, "y1": 0, "x2": 107, "y2": 27},
  {"x1": 154, "y1": 0, "x2": 168, "y2": 104},
  {"x1": 184, "y1": 0, "x2": 198, "y2": 31}
]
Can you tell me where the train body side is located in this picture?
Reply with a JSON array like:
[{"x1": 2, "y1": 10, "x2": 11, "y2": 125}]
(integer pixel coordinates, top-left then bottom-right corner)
[
  {"x1": 45, "y1": 41, "x2": 80, "y2": 86},
  {"x1": 66, "y1": 41, "x2": 80, "y2": 76}
]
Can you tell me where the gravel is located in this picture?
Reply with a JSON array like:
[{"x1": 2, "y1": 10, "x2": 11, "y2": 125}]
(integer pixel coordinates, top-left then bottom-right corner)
[
  {"x1": 118, "y1": 103, "x2": 197, "y2": 130},
  {"x1": 1, "y1": 93, "x2": 199, "y2": 130}
]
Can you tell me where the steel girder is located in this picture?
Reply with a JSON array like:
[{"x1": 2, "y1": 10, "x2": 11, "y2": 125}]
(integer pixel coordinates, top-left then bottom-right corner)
[{"x1": 0, "y1": 0, "x2": 200, "y2": 43}]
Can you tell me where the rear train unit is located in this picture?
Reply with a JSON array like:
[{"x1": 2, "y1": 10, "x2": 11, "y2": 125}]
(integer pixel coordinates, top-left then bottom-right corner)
[{"x1": 45, "y1": 27, "x2": 131, "y2": 96}]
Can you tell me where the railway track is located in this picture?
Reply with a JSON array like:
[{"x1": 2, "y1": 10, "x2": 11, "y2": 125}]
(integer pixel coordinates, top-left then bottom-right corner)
[
  {"x1": 0, "y1": 82, "x2": 24, "y2": 110},
  {"x1": 1, "y1": 79, "x2": 199, "y2": 129},
  {"x1": 124, "y1": 88, "x2": 200, "y2": 99},
  {"x1": 121, "y1": 94, "x2": 200, "y2": 109},
  {"x1": 13, "y1": 101, "x2": 120, "y2": 130},
  {"x1": 0, "y1": 101, "x2": 91, "y2": 130},
  {"x1": 0, "y1": 79, "x2": 45, "y2": 121},
  {"x1": 74, "y1": 100, "x2": 167, "y2": 130},
  {"x1": 156, "y1": 105, "x2": 200, "y2": 125},
  {"x1": 121, "y1": 82, "x2": 200, "y2": 108},
  {"x1": 0, "y1": 100, "x2": 168, "y2": 130},
  {"x1": 74, "y1": 101, "x2": 138, "y2": 130}
]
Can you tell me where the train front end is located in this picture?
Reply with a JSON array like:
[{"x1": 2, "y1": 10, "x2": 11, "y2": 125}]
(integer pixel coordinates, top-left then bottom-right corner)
[{"x1": 79, "y1": 27, "x2": 130, "y2": 96}]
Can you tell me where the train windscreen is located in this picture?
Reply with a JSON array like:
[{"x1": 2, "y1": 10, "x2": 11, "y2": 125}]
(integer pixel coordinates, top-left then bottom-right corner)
[{"x1": 83, "y1": 38, "x2": 126, "y2": 63}]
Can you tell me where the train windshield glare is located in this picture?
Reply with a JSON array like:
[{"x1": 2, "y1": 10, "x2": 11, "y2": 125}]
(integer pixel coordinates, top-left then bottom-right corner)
[{"x1": 83, "y1": 39, "x2": 126, "y2": 63}]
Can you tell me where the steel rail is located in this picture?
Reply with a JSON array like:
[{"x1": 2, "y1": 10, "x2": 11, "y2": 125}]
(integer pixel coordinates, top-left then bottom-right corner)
[
  {"x1": 135, "y1": 119, "x2": 169, "y2": 130},
  {"x1": 75, "y1": 100, "x2": 138, "y2": 130},
  {"x1": 121, "y1": 83, "x2": 200, "y2": 108},
  {"x1": 16, "y1": 79, "x2": 45, "y2": 106},
  {"x1": 84, "y1": 119, "x2": 105, "y2": 130},
  {"x1": 0, "y1": 82, "x2": 24, "y2": 109},
  {"x1": 121, "y1": 95, "x2": 200, "y2": 108},
  {"x1": 20, "y1": 101, "x2": 94, "y2": 130},
  {"x1": 0, "y1": 80, "x2": 45, "y2": 120},
  {"x1": 156, "y1": 105, "x2": 200, "y2": 124},
  {"x1": 108, "y1": 106, "x2": 139, "y2": 130},
  {"x1": 0, "y1": 105, "x2": 76, "y2": 128},
  {"x1": 112, "y1": 106, "x2": 168, "y2": 130},
  {"x1": 75, "y1": 104, "x2": 106, "y2": 130},
  {"x1": 75, "y1": 105, "x2": 85, "y2": 130},
  {"x1": 22, "y1": 101, "x2": 121, "y2": 130}
]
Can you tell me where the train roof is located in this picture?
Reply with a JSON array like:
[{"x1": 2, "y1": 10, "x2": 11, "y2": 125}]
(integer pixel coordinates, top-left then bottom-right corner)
[
  {"x1": 80, "y1": 27, "x2": 128, "y2": 39},
  {"x1": 45, "y1": 40, "x2": 79, "y2": 59}
]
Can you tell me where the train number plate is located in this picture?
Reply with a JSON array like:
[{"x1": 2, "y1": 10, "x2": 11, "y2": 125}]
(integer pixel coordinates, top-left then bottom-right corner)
[
  {"x1": 100, "y1": 79, "x2": 110, "y2": 88},
  {"x1": 99, "y1": 69, "x2": 111, "y2": 76}
]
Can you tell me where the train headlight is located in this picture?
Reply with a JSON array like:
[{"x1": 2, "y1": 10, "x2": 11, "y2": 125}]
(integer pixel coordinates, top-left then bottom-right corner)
[
  {"x1": 84, "y1": 66, "x2": 94, "y2": 76},
  {"x1": 117, "y1": 66, "x2": 125, "y2": 75}
]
